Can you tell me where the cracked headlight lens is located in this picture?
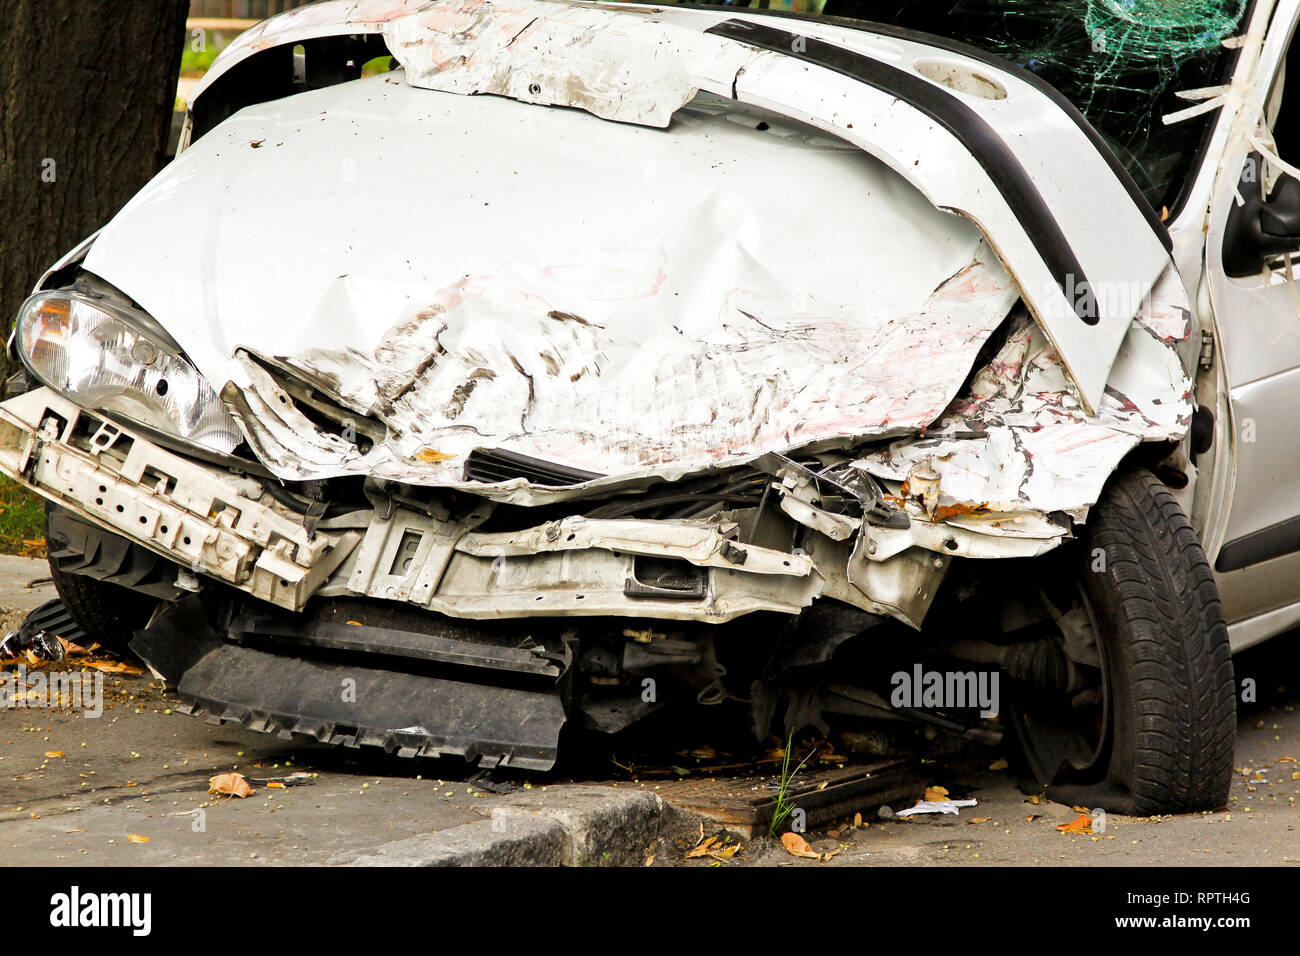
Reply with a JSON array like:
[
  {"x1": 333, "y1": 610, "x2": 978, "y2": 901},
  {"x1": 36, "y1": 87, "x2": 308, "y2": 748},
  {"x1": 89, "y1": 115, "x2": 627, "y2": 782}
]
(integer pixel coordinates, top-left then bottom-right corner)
[{"x1": 15, "y1": 290, "x2": 241, "y2": 454}]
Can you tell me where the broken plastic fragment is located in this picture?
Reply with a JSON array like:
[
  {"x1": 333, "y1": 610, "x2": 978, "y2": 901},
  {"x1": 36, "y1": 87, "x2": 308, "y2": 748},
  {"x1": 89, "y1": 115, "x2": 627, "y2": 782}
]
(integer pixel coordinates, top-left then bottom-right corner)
[{"x1": 895, "y1": 798, "x2": 979, "y2": 817}]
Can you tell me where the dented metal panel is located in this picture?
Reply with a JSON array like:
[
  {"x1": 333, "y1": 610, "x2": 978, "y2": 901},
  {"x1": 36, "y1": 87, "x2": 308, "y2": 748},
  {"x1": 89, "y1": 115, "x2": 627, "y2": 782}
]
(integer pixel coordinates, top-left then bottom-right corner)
[
  {"x1": 851, "y1": 263, "x2": 1195, "y2": 525},
  {"x1": 6, "y1": 0, "x2": 1201, "y2": 645},
  {"x1": 84, "y1": 71, "x2": 1026, "y2": 500},
  {"x1": 373, "y1": 0, "x2": 1172, "y2": 410}
]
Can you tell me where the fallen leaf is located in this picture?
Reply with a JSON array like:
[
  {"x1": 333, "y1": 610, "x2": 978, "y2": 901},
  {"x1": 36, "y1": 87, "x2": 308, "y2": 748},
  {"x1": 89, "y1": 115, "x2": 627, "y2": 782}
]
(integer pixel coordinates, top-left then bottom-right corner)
[
  {"x1": 924, "y1": 785, "x2": 949, "y2": 802},
  {"x1": 44, "y1": 750, "x2": 64, "y2": 758},
  {"x1": 988, "y1": 758, "x2": 1009, "y2": 771},
  {"x1": 686, "y1": 836, "x2": 718, "y2": 858},
  {"x1": 853, "y1": 812, "x2": 863, "y2": 828},
  {"x1": 209, "y1": 772, "x2": 254, "y2": 798},
  {"x1": 83, "y1": 660, "x2": 144, "y2": 675},
  {"x1": 1277, "y1": 756, "x2": 1297, "y2": 763},
  {"x1": 266, "y1": 781, "x2": 285, "y2": 789},
  {"x1": 126, "y1": 833, "x2": 150, "y2": 844},
  {"x1": 1026, "y1": 814, "x2": 1041, "y2": 822},
  {"x1": 970, "y1": 817, "x2": 991, "y2": 824},
  {"x1": 781, "y1": 832, "x2": 822, "y2": 859},
  {"x1": 709, "y1": 844, "x2": 740, "y2": 861},
  {"x1": 1056, "y1": 813, "x2": 1093, "y2": 834}
]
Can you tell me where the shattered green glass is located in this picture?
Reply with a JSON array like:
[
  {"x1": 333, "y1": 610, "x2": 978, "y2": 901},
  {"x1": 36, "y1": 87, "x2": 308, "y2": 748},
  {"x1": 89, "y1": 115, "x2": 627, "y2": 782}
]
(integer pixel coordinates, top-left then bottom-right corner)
[{"x1": 1085, "y1": 0, "x2": 1245, "y2": 62}]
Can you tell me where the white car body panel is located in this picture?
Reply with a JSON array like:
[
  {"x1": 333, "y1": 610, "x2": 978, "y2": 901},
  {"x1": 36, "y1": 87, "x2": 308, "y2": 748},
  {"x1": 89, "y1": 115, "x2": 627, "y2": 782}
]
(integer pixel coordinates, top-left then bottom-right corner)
[
  {"x1": 181, "y1": 0, "x2": 1175, "y2": 413},
  {"x1": 78, "y1": 0, "x2": 1193, "y2": 532}
]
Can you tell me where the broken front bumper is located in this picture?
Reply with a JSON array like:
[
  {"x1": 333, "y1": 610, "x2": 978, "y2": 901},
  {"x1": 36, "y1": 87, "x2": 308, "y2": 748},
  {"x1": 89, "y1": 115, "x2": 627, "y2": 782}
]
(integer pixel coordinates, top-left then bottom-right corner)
[{"x1": 0, "y1": 387, "x2": 1025, "y2": 630}]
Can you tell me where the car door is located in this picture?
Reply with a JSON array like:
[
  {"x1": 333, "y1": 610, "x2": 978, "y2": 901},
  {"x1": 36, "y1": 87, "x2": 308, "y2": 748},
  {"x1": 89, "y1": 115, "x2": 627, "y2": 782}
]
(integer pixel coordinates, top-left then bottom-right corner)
[{"x1": 1205, "y1": 9, "x2": 1300, "y2": 648}]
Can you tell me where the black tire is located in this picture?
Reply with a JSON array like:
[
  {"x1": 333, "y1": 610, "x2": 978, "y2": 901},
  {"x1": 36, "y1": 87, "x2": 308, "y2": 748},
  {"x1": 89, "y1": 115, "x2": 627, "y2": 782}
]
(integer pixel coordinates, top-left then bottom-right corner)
[
  {"x1": 1010, "y1": 468, "x2": 1236, "y2": 815},
  {"x1": 47, "y1": 553, "x2": 156, "y2": 655}
]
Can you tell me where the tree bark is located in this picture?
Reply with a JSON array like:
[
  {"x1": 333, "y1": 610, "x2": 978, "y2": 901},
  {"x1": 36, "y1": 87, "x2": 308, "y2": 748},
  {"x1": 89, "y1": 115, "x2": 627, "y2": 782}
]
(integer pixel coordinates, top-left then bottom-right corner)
[{"x1": 0, "y1": 0, "x2": 189, "y2": 378}]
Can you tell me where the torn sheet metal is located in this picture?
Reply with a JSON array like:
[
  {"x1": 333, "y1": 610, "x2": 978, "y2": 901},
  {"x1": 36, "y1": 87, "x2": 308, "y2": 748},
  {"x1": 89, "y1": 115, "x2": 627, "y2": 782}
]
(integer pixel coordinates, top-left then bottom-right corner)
[
  {"x1": 851, "y1": 264, "x2": 1195, "y2": 525},
  {"x1": 0, "y1": 381, "x2": 959, "y2": 628},
  {"x1": 373, "y1": 0, "x2": 1173, "y2": 410},
  {"x1": 84, "y1": 69, "x2": 1024, "y2": 502},
  {"x1": 0, "y1": 390, "x2": 360, "y2": 612},
  {"x1": 119, "y1": 0, "x2": 1180, "y2": 494},
  {"x1": 185, "y1": 0, "x2": 430, "y2": 105}
]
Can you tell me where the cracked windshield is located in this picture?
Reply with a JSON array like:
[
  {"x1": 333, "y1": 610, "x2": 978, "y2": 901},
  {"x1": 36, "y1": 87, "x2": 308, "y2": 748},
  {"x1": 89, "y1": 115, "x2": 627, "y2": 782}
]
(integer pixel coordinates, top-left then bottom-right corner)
[{"x1": 640, "y1": 0, "x2": 1248, "y2": 212}]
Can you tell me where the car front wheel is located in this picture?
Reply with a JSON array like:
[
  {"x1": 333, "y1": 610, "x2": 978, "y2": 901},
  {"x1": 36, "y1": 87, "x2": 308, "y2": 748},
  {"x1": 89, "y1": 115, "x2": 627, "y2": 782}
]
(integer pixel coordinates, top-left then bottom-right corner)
[{"x1": 1007, "y1": 468, "x2": 1236, "y2": 816}]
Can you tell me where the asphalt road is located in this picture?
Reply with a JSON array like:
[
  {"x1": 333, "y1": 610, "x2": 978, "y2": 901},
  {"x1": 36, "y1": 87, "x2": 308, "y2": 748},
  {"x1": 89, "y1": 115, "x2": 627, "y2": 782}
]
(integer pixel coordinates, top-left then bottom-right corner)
[{"x1": 2, "y1": 555, "x2": 1296, "y2": 867}]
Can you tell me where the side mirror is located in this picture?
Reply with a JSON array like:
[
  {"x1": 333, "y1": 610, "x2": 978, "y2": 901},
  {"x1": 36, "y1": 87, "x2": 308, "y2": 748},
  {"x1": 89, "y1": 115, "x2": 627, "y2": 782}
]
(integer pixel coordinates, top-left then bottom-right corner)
[{"x1": 1224, "y1": 152, "x2": 1300, "y2": 277}]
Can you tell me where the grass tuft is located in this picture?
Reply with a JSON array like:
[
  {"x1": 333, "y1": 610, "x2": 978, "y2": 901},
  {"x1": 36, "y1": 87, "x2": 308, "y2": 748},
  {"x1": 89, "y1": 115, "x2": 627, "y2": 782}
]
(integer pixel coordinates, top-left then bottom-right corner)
[{"x1": 768, "y1": 732, "x2": 815, "y2": 837}]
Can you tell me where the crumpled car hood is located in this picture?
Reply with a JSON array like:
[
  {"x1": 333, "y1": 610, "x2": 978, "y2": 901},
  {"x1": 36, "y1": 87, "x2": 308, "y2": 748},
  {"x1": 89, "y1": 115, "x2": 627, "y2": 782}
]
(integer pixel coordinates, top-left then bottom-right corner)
[
  {"x1": 84, "y1": 73, "x2": 1024, "y2": 492},
  {"x1": 81, "y1": 0, "x2": 1193, "y2": 523}
]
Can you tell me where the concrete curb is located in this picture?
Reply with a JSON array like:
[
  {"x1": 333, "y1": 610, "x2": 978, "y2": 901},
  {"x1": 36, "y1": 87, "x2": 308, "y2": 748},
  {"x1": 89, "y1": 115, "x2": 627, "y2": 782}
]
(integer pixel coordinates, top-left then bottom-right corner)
[{"x1": 337, "y1": 784, "x2": 689, "y2": 867}]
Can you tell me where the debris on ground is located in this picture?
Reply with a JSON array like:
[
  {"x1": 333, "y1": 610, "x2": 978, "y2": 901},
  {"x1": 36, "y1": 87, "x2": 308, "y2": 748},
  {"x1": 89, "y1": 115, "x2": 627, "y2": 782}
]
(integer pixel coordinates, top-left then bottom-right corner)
[
  {"x1": 1056, "y1": 813, "x2": 1094, "y2": 834},
  {"x1": 896, "y1": 798, "x2": 979, "y2": 817},
  {"x1": 209, "y1": 772, "x2": 255, "y2": 799},
  {"x1": 780, "y1": 831, "x2": 841, "y2": 862}
]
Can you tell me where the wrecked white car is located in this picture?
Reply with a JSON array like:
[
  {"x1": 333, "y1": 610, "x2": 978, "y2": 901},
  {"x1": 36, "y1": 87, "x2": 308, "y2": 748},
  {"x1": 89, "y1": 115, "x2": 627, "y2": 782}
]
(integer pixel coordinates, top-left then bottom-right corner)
[{"x1": 6, "y1": 0, "x2": 1300, "y2": 814}]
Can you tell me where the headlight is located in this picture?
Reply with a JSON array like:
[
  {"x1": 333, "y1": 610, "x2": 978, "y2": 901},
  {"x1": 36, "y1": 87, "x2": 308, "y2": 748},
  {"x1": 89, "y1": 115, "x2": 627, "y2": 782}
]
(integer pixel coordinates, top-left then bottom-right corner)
[{"x1": 15, "y1": 290, "x2": 242, "y2": 454}]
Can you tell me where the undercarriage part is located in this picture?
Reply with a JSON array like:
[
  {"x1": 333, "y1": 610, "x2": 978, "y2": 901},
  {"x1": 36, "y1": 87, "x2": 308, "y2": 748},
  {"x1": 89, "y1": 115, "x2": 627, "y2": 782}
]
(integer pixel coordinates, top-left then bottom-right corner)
[
  {"x1": 46, "y1": 504, "x2": 182, "y2": 601},
  {"x1": 228, "y1": 614, "x2": 565, "y2": 678},
  {"x1": 946, "y1": 637, "x2": 1086, "y2": 696},
  {"x1": 131, "y1": 596, "x2": 568, "y2": 770},
  {"x1": 819, "y1": 684, "x2": 1003, "y2": 746}
]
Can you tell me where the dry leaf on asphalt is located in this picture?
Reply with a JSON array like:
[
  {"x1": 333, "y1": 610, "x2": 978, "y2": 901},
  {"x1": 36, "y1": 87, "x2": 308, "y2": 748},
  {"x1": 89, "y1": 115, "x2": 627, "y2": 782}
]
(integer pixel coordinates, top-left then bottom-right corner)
[
  {"x1": 709, "y1": 844, "x2": 741, "y2": 861},
  {"x1": 988, "y1": 758, "x2": 1009, "y2": 771},
  {"x1": 1056, "y1": 813, "x2": 1094, "y2": 834},
  {"x1": 44, "y1": 751, "x2": 63, "y2": 758},
  {"x1": 781, "y1": 832, "x2": 822, "y2": 859},
  {"x1": 83, "y1": 660, "x2": 144, "y2": 675},
  {"x1": 970, "y1": 817, "x2": 991, "y2": 824},
  {"x1": 126, "y1": 833, "x2": 150, "y2": 844},
  {"x1": 209, "y1": 772, "x2": 254, "y2": 798},
  {"x1": 924, "y1": 785, "x2": 949, "y2": 802}
]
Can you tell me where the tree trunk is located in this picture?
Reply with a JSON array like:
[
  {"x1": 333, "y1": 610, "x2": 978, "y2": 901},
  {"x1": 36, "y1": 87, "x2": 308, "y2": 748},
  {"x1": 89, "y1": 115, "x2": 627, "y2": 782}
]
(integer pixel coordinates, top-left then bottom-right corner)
[{"x1": 0, "y1": 0, "x2": 189, "y2": 379}]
